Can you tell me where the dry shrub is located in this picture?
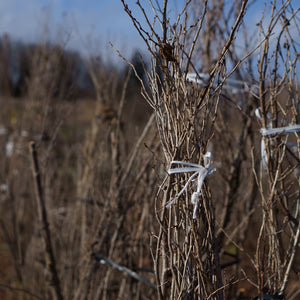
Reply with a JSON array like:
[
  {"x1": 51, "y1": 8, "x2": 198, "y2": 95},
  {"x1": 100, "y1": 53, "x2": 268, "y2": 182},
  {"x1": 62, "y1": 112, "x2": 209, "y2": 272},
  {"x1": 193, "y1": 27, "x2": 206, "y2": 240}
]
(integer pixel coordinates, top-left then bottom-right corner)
[{"x1": 119, "y1": 0, "x2": 300, "y2": 299}]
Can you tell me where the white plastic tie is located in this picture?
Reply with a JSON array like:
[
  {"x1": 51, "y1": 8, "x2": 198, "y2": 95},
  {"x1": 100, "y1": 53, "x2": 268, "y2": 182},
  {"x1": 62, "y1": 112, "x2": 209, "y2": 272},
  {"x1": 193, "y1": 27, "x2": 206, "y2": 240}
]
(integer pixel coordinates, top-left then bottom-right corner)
[
  {"x1": 261, "y1": 138, "x2": 268, "y2": 169},
  {"x1": 255, "y1": 108, "x2": 300, "y2": 168},
  {"x1": 186, "y1": 72, "x2": 255, "y2": 95},
  {"x1": 166, "y1": 152, "x2": 216, "y2": 219},
  {"x1": 260, "y1": 125, "x2": 300, "y2": 136}
]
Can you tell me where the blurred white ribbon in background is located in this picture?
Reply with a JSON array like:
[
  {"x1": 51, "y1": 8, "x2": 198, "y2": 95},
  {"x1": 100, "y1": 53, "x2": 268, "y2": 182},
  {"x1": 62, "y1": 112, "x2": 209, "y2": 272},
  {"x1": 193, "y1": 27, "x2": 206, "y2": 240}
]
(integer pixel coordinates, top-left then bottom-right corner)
[
  {"x1": 166, "y1": 152, "x2": 216, "y2": 219},
  {"x1": 186, "y1": 72, "x2": 258, "y2": 96}
]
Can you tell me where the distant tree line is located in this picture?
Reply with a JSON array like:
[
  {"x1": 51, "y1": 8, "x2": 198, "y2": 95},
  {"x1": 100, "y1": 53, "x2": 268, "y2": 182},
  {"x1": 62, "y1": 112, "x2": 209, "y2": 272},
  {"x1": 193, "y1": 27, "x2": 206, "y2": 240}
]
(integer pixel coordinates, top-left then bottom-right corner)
[{"x1": 0, "y1": 33, "x2": 145, "y2": 100}]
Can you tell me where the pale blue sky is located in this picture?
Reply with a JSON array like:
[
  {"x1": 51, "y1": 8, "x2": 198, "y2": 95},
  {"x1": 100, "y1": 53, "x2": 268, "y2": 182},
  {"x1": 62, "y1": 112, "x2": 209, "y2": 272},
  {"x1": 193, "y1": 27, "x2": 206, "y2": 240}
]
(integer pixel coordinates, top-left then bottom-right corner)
[
  {"x1": 0, "y1": 0, "x2": 185, "y2": 59},
  {"x1": 0, "y1": 0, "x2": 299, "y2": 64}
]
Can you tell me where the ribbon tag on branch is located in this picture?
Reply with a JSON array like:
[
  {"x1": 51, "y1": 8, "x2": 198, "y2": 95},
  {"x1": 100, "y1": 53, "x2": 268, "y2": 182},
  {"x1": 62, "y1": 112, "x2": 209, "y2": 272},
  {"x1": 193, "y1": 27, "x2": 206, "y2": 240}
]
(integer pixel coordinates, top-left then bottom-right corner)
[
  {"x1": 260, "y1": 125, "x2": 300, "y2": 136},
  {"x1": 255, "y1": 108, "x2": 300, "y2": 169},
  {"x1": 186, "y1": 72, "x2": 258, "y2": 96},
  {"x1": 255, "y1": 108, "x2": 272, "y2": 168},
  {"x1": 166, "y1": 152, "x2": 216, "y2": 219}
]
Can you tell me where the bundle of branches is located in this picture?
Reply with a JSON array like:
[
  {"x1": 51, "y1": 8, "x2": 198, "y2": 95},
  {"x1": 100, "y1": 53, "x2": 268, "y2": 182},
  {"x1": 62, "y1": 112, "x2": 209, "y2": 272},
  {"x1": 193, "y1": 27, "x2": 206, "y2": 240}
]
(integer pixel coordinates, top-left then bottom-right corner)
[{"x1": 120, "y1": 0, "x2": 300, "y2": 299}]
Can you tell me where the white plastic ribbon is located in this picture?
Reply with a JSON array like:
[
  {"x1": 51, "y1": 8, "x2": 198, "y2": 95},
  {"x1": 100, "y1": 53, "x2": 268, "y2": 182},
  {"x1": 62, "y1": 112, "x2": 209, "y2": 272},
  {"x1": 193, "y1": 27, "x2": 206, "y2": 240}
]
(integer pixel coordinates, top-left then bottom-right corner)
[
  {"x1": 255, "y1": 108, "x2": 300, "y2": 168},
  {"x1": 260, "y1": 125, "x2": 300, "y2": 136},
  {"x1": 186, "y1": 72, "x2": 256, "y2": 95},
  {"x1": 166, "y1": 152, "x2": 216, "y2": 219},
  {"x1": 186, "y1": 73, "x2": 210, "y2": 86},
  {"x1": 261, "y1": 138, "x2": 268, "y2": 169},
  {"x1": 255, "y1": 108, "x2": 263, "y2": 122},
  {"x1": 255, "y1": 108, "x2": 272, "y2": 168}
]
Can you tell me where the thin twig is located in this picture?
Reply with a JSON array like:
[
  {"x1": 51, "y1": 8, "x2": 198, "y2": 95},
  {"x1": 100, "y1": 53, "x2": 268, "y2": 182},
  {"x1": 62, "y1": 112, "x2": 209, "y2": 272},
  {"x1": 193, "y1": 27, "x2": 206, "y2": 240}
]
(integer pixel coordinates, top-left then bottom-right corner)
[
  {"x1": 28, "y1": 141, "x2": 64, "y2": 300},
  {"x1": 92, "y1": 252, "x2": 157, "y2": 290}
]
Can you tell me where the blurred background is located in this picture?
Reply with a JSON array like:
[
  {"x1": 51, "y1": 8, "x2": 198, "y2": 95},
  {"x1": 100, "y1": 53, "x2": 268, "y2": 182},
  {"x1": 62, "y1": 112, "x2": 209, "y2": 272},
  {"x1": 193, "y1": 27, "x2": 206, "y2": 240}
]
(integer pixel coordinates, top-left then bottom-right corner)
[{"x1": 0, "y1": 0, "x2": 188, "y2": 60}]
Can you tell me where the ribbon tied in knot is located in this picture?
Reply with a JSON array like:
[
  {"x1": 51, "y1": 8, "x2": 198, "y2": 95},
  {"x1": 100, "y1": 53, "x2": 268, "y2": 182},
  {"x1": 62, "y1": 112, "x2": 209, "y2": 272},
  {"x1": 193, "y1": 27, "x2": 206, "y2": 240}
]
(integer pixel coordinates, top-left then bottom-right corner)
[{"x1": 166, "y1": 152, "x2": 216, "y2": 219}]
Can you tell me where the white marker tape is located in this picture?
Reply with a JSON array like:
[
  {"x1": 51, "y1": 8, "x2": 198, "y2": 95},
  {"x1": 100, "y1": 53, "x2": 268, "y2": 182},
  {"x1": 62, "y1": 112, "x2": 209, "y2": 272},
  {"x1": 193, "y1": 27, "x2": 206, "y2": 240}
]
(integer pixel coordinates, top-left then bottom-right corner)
[
  {"x1": 166, "y1": 152, "x2": 216, "y2": 219},
  {"x1": 255, "y1": 108, "x2": 300, "y2": 168},
  {"x1": 186, "y1": 72, "x2": 257, "y2": 95},
  {"x1": 260, "y1": 125, "x2": 300, "y2": 136}
]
